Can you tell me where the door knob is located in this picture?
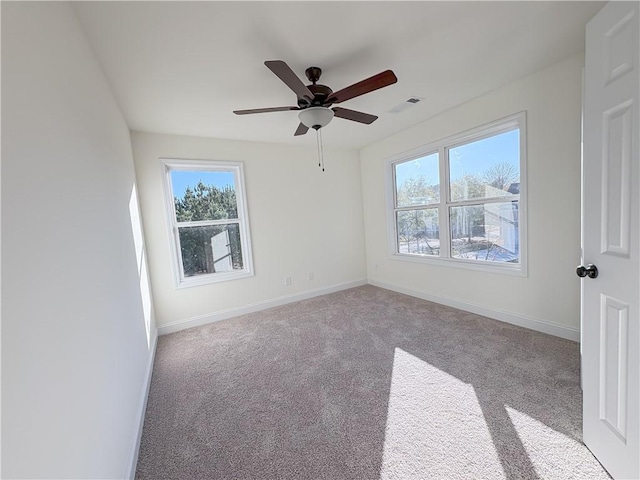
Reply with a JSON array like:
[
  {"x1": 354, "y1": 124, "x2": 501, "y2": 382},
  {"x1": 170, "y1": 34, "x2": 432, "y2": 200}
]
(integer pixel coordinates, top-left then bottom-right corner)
[{"x1": 576, "y1": 264, "x2": 598, "y2": 279}]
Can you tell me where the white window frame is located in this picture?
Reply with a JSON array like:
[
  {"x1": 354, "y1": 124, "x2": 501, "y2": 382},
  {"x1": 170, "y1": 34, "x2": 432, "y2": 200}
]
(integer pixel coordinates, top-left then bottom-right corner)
[
  {"x1": 385, "y1": 112, "x2": 527, "y2": 276},
  {"x1": 161, "y1": 158, "x2": 254, "y2": 289}
]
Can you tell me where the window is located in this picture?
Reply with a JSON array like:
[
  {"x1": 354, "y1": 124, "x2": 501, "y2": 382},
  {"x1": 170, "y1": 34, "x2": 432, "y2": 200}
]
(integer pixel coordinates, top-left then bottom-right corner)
[
  {"x1": 162, "y1": 159, "x2": 253, "y2": 288},
  {"x1": 388, "y1": 113, "x2": 526, "y2": 274}
]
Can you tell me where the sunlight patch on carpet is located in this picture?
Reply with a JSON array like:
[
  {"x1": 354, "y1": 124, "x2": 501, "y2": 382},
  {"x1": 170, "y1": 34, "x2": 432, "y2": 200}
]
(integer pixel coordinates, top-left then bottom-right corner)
[
  {"x1": 380, "y1": 348, "x2": 506, "y2": 480},
  {"x1": 505, "y1": 406, "x2": 611, "y2": 479}
]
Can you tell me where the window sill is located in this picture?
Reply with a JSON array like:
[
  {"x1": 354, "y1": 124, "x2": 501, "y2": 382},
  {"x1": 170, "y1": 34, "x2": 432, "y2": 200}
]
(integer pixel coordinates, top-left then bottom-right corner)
[
  {"x1": 389, "y1": 252, "x2": 527, "y2": 277},
  {"x1": 175, "y1": 269, "x2": 254, "y2": 289}
]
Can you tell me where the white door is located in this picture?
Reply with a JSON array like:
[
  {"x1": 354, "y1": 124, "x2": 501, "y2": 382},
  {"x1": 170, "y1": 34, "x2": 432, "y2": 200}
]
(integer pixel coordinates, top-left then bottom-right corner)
[{"x1": 582, "y1": 2, "x2": 639, "y2": 479}]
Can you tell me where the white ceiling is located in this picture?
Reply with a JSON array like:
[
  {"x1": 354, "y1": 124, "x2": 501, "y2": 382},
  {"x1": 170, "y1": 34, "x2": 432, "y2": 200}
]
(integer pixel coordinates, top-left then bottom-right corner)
[{"x1": 73, "y1": 1, "x2": 604, "y2": 150}]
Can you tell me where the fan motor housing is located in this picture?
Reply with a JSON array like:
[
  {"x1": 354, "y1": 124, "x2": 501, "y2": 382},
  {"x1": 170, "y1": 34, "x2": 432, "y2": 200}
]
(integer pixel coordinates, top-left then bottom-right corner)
[{"x1": 298, "y1": 84, "x2": 334, "y2": 107}]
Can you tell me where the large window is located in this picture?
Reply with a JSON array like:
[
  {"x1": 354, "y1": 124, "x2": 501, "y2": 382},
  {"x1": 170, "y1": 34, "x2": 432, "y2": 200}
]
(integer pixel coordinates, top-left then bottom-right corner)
[
  {"x1": 162, "y1": 159, "x2": 253, "y2": 288},
  {"x1": 388, "y1": 113, "x2": 526, "y2": 274}
]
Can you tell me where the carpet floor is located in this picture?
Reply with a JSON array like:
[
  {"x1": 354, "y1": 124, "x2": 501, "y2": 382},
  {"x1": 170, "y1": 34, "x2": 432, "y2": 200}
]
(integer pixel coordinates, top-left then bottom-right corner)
[{"x1": 135, "y1": 285, "x2": 610, "y2": 480}]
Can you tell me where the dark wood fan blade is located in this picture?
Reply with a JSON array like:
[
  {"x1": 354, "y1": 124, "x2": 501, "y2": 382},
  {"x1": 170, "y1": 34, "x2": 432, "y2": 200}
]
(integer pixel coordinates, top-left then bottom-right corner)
[
  {"x1": 329, "y1": 70, "x2": 397, "y2": 104},
  {"x1": 233, "y1": 106, "x2": 300, "y2": 115},
  {"x1": 332, "y1": 107, "x2": 378, "y2": 124},
  {"x1": 294, "y1": 123, "x2": 309, "y2": 136},
  {"x1": 265, "y1": 60, "x2": 314, "y2": 101}
]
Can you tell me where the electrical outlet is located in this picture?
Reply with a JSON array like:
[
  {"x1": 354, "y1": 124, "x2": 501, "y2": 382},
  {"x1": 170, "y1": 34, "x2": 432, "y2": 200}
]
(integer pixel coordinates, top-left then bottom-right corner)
[
  {"x1": 284, "y1": 276, "x2": 292, "y2": 286},
  {"x1": 308, "y1": 272, "x2": 314, "y2": 280}
]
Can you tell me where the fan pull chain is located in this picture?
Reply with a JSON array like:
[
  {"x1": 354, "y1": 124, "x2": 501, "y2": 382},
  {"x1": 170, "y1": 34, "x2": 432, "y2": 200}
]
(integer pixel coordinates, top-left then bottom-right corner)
[
  {"x1": 319, "y1": 128, "x2": 325, "y2": 172},
  {"x1": 315, "y1": 128, "x2": 326, "y2": 172},
  {"x1": 316, "y1": 129, "x2": 321, "y2": 168}
]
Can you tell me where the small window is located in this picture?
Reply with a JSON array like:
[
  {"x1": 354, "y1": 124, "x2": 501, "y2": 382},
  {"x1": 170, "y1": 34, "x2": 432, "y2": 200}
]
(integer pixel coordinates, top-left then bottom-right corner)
[
  {"x1": 394, "y1": 152, "x2": 441, "y2": 256},
  {"x1": 162, "y1": 159, "x2": 253, "y2": 288},
  {"x1": 388, "y1": 113, "x2": 526, "y2": 275}
]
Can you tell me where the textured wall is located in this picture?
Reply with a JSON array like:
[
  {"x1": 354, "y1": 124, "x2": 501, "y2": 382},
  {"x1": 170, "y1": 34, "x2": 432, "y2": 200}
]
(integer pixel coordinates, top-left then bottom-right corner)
[{"x1": 2, "y1": 3, "x2": 156, "y2": 478}]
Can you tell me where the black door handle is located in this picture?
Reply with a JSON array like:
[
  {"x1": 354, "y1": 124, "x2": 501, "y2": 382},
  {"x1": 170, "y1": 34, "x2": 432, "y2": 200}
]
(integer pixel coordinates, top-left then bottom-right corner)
[{"x1": 576, "y1": 264, "x2": 598, "y2": 279}]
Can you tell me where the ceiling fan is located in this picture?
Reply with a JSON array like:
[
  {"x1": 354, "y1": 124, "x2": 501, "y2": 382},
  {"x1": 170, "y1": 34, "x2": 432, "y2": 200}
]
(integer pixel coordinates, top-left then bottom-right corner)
[{"x1": 233, "y1": 60, "x2": 398, "y2": 136}]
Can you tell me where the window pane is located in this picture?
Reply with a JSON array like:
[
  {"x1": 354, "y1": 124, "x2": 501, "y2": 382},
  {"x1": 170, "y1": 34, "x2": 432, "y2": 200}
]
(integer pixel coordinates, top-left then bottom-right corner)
[
  {"x1": 396, "y1": 208, "x2": 440, "y2": 256},
  {"x1": 395, "y1": 153, "x2": 440, "y2": 207},
  {"x1": 449, "y1": 129, "x2": 520, "y2": 201},
  {"x1": 449, "y1": 202, "x2": 519, "y2": 263},
  {"x1": 171, "y1": 170, "x2": 238, "y2": 221},
  {"x1": 178, "y1": 224, "x2": 244, "y2": 277}
]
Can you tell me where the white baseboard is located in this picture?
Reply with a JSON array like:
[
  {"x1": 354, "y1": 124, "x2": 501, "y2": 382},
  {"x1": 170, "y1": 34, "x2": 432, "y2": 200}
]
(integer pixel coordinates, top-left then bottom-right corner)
[
  {"x1": 127, "y1": 330, "x2": 158, "y2": 479},
  {"x1": 368, "y1": 279, "x2": 580, "y2": 342},
  {"x1": 157, "y1": 279, "x2": 368, "y2": 336}
]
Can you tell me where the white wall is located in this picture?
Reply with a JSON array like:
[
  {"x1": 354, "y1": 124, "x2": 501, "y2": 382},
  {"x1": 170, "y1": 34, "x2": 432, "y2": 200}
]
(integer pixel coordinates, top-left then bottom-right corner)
[
  {"x1": 361, "y1": 54, "x2": 584, "y2": 338},
  {"x1": 2, "y1": 3, "x2": 156, "y2": 478},
  {"x1": 131, "y1": 132, "x2": 366, "y2": 331}
]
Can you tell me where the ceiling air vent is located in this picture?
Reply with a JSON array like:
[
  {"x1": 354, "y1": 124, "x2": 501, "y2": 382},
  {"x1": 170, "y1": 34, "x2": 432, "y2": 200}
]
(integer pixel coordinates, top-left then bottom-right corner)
[{"x1": 389, "y1": 96, "x2": 424, "y2": 113}]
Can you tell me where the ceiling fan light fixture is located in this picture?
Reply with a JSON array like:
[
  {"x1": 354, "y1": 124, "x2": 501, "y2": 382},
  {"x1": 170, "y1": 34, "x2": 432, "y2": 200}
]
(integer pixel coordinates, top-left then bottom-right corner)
[{"x1": 298, "y1": 106, "x2": 334, "y2": 130}]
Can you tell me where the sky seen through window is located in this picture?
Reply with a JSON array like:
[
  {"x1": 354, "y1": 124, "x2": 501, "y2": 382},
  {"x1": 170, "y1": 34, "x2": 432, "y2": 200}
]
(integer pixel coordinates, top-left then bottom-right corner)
[
  {"x1": 170, "y1": 170, "x2": 235, "y2": 198},
  {"x1": 395, "y1": 129, "x2": 519, "y2": 187}
]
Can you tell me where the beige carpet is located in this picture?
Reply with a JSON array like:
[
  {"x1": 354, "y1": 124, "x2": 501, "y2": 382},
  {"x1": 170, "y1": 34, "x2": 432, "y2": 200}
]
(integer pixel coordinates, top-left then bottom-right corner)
[{"x1": 136, "y1": 285, "x2": 610, "y2": 479}]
